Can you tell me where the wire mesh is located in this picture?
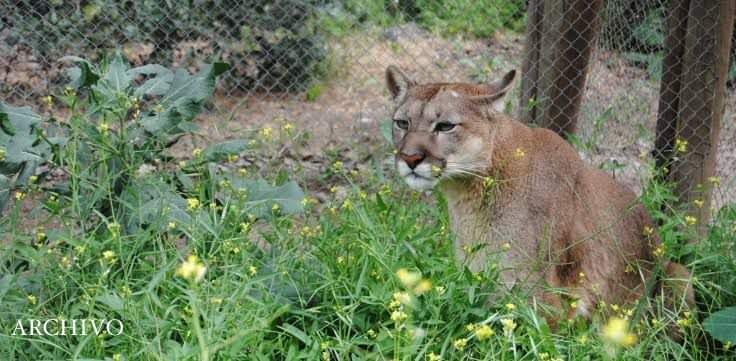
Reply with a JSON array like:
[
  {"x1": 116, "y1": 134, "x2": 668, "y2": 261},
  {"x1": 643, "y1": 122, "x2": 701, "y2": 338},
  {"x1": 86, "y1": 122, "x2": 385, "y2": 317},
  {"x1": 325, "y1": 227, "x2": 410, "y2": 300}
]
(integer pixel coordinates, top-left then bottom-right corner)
[{"x1": 1, "y1": 0, "x2": 734, "y2": 212}]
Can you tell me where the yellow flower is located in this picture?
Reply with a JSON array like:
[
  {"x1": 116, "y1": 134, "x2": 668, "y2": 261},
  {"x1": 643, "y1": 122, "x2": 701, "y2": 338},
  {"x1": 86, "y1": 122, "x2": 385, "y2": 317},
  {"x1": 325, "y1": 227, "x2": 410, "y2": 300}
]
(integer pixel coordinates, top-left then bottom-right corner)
[
  {"x1": 431, "y1": 165, "x2": 442, "y2": 177},
  {"x1": 505, "y1": 303, "x2": 516, "y2": 311},
  {"x1": 63, "y1": 86, "x2": 75, "y2": 97},
  {"x1": 272, "y1": 203, "x2": 280, "y2": 212},
  {"x1": 414, "y1": 279, "x2": 432, "y2": 295},
  {"x1": 0, "y1": 147, "x2": 5, "y2": 161},
  {"x1": 107, "y1": 222, "x2": 121, "y2": 235},
  {"x1": 390, "y1": 310, "x2": 408, "y2": 323},
  {"x1": 500, "y1": 318, "x2": 517, "y2": 336},
  {"x1": 684, "y1": 216, "x2": 697, "y2": 226},
  {"x1": 41, "y1": 95, "x2": 53, "y2": 108},
  {"x1": 341, "y1": 199, "x2": 353, "y2": 210},
  {"x1": 676, "y1": 318, "x2": 691, "y2": 328},
  {"x1": 27, "y1": 294, "x2": 37, "y2": 305},
  {"x1": 514, "y1": 147, "x2": 526, "y2": 158},
  {"x1": 601, "y1": 317, "x2": 637, "y2": 347},
  {"x1": 396, "y1": 269, "x2": 421, "y2": 288},
  {"x1": 102, "y1": 250, "x2": 117, "y2": 264},
  {"x1": 332, "y1": 160, "x2": 343, "y2": 172},
  {"x1": 693, "y1": 199, "x2": 704, "y2": 208},
  {"x1": 259, "y1": 127, "x2": 273, "y2": 139},
  {"x1": 483, "y1": 176, "x2": 496, "y2": 189},
  {"x1": 434, "y1": 286, "x2": 446, "y2": 295},
  {"x1": 112, "y1": 354, "x2": 122, "y2": 361},
  {"x1": 14, "y1": 191, "x2": 26, "y2": 201},
  {"x1": 653, "y1": 245, "x2": 665, "y2": 257},
  {"x1": 60, "y1": 255, "x2": 72, "y2": 269},
  {"x1": 577, "y1": 335, "x2": 588, "y2": 345},
  {"x1": 192, "y1": 148, "x2": 202, "y2": 157},
  {"x1": 167, "y1": 222, "x2": 176, "y2": 230},
  {"x1": 642, "y1": 226, "x2": 654, "y2": 236},
  {"x1": 474, "y1": 324, "x2": 495, "y2": 340},
  {"x1": 610, "y1": 304, "x2": 620, "y2": 312},
  {"x1": 388, "y1": 299, "x2": 401, "y2": 310},
  {"x1": 708, "y1": 176, "x2": 721, "y2": 186},
  {"x1": 393, "y1": 291, "x2": 412, "y2": 305},
  {"x1": 248, "y1": 265, "x2": 258, "y2": 276},
  {"x1": 428, "y1": 352, "x2": 442, "y2": 361},
  {"x1": 367, "y1": 329, "x2": 377, "y2": 338},
  {"x1": 98, "y1": 122, "x2": 109, "y2": 133},
  {"x1": 211, "y1": 298, "x2": 223, "y2": 305},
  {"x1": 453, "y1": 337, "x2": 468, "y2": 351},
  {"x1": 281, "y1": 122, "x2": 294, "y2": 133},
  {"x1": 186, "y1": 198, "x2": 200, "y2": 211},
  {"x1": 675, "y1": 138, "x2": 688, "y2": 153},
  {"x1": 501, "y1": 242, "x2": 511, "y2": 251},
  {"x1": 176, "y1": 255, "x2": 207, "y2": 283}
]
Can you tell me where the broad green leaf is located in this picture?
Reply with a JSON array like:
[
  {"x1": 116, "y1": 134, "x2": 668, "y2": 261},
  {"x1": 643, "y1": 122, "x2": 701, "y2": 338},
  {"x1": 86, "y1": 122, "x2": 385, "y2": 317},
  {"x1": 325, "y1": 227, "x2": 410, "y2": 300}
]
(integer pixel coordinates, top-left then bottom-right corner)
[
  {"x1": 159, "y1": 62, "x2": 230, "y2": 108},
  {"x1": 140, "y1": 62, "x2": 229, "y2": 136},
  {"x1": 0, "y1": 174, "x2": 10, "y2": 214},
  {"x1": 60, "y1": 56, "x2": 100, "y2": 88},
  {"x1": 129, "y1": 64, "x2": 174, "y2": 96},
  {"x1": 100, "y1": 53, "x2": 131, "y2": 92},
  {"x1": 119, "y1": 177, "x2": 192, "y2": 230},
  {"x1": 202, "y1": 139, "x2": 250, "y2": 162},
  {"x1": 218, "y1": 174, "x2": 304, "y2": 218},
  {"x1": 703, "y1": 306, "x2": 736, "y2": 343},
  {"x1": 0, "y1": 103, "x2": 48, "y2": 165}
]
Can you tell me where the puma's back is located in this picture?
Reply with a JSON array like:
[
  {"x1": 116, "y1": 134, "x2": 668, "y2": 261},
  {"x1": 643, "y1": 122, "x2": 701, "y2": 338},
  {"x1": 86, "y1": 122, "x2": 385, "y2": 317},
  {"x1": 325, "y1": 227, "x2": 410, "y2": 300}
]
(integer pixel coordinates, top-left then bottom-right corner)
[{"x1": 384, "y1": 65, "x2": 694, "y2": 321}]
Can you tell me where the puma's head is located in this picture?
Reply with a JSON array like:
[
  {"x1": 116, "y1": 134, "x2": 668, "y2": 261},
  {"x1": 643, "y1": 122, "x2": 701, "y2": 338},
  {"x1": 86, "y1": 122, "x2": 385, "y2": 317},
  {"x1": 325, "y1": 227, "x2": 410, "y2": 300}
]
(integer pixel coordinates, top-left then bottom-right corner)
[{"x1": 385, "y1": 65, "x2": 516, "y2": 190}]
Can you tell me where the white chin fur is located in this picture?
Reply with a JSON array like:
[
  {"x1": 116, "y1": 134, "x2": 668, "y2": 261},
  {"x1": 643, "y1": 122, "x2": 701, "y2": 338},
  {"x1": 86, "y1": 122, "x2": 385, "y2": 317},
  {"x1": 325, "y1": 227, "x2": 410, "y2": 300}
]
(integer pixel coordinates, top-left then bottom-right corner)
[
  {"x1": 404, "y1": 174, "x2": 438, "y2": 190},
  {"x1": 396, "y1": 159, "x2": 439, "y2": 190}
]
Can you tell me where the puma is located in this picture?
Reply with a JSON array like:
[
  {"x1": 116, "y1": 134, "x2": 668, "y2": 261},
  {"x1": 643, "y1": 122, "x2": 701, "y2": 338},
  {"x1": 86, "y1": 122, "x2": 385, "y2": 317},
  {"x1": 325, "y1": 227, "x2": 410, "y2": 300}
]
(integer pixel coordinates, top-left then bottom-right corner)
[{"x1": 385, "y1": 65, "x2": 694, "y2": 324}]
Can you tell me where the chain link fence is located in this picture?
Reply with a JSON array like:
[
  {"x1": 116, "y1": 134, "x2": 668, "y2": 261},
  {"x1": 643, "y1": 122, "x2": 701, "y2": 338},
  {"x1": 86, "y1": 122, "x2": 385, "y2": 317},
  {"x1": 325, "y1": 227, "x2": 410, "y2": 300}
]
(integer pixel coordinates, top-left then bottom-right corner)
[{"x1": 2, "y1": 0, "x2": 734, "y2": 216}]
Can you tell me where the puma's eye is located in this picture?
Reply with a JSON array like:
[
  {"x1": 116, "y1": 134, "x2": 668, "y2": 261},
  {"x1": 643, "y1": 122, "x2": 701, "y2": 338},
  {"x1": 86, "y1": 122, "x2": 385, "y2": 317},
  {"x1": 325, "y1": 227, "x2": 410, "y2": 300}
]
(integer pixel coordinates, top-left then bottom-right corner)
[
  {"x1": 434, "y1": 122, "x2": 456, "y2": 132},
  {"x1": 394, "y1": 119, "x2": 409, "y2": 130}
]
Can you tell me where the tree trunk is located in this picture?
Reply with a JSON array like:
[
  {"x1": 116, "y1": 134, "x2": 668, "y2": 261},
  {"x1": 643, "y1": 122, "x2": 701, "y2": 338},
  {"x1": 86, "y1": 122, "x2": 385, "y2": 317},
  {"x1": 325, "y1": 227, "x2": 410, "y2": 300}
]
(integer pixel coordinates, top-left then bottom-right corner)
[
  {"x1": 520, "y1": 0, "x2": 543, "y2": 124},
  {"x1": 519, "y1": 0, "x2": 604, "y2": 139},
  {"x1": 654, "y1": 0, "x2": 690, "y2": 172},
  {"x1": 655, "y1": 0, "x2": 735, "y2": 237}
]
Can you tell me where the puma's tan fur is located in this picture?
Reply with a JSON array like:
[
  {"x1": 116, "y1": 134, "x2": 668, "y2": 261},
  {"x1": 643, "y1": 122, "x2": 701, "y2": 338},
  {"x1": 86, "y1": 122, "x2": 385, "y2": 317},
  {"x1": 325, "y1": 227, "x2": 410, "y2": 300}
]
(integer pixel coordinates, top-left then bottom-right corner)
[{"x1": 385, "y1": 65, "x2": 694, "y2": 322}]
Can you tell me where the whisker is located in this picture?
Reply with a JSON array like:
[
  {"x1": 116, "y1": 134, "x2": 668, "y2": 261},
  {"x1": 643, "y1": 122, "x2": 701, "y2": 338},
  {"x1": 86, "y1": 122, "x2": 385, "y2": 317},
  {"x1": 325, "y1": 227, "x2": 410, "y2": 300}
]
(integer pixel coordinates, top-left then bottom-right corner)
[{"x1": 446, "y1": 167, "x2": 486, "y2": 179}]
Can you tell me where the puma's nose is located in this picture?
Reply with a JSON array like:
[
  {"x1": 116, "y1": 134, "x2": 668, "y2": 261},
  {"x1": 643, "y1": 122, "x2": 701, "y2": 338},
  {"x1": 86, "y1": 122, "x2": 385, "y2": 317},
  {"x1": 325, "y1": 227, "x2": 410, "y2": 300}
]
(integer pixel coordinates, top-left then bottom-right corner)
[{"x1": 400, "y1": 151, "x2": 425, "y2": 169}]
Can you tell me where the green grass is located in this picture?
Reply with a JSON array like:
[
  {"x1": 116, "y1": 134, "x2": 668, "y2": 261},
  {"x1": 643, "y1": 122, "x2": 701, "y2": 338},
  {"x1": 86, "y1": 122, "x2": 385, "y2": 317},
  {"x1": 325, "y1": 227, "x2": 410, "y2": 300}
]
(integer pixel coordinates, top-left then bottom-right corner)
[
  {"x1": 1, "y1": 131, "x2": 735, "y2": 359},
  {"x1": 0, "y1": 55, "x2": 735, "y2": 361}
]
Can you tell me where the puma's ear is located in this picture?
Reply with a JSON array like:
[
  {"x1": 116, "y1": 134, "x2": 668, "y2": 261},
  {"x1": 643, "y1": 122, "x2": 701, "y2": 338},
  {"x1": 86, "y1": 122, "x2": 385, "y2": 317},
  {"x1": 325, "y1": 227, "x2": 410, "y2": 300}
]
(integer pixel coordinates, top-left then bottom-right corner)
[
  {"x1": 386, "y1": 65, "x2": 414, "y2": 102},
  {"x1": 470, "y1": 69, "x2": 516, "y2": 112}
]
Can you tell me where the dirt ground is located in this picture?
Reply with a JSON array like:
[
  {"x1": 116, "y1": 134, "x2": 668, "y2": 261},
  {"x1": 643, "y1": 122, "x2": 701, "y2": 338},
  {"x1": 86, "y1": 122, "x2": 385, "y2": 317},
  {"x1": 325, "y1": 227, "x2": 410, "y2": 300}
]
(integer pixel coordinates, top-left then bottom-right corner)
[
  {"x1": 192, "y1": 24, "x2": 735, "y2": 207},
  {"x1": 4, "y1": 24, "x2": 735, "y2": 230}
]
